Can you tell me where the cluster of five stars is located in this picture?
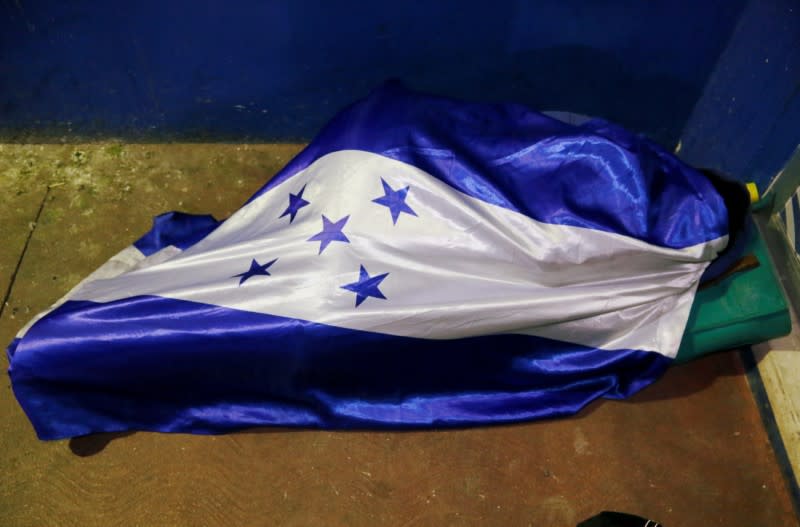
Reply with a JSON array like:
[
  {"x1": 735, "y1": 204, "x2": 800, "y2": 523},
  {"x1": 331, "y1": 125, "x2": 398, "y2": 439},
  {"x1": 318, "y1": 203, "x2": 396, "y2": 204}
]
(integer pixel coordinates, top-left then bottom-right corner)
[{"x1": 234, "y1": 177, "x2": 415, "y2": 307}]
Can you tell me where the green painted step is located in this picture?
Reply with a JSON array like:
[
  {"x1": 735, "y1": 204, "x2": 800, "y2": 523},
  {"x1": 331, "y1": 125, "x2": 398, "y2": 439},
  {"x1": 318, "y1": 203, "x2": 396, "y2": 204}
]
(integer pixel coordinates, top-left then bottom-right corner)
[{"x1": 676, "y1": 218, "x2": 792, "y2": 363}]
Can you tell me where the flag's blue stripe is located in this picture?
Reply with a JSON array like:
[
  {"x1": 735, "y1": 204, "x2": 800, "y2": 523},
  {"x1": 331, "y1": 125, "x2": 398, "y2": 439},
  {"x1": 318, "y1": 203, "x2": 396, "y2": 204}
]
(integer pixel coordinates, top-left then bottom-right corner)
[
  {"x1": 133, "y1": 211, "x2": 220, "y2": 256},
  {"x1": 242, "y1": 81, "x2": 726, "y2": 249},
  {"x1": 9, "y1": 295, "x2": 670, "y2": 440}
]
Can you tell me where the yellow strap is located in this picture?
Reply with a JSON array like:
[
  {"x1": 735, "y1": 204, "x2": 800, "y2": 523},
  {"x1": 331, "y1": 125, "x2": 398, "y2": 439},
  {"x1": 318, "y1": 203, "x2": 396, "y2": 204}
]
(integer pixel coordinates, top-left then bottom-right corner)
[{"x1": 746, "y1": 182, "x2": 760, "y2": 204}]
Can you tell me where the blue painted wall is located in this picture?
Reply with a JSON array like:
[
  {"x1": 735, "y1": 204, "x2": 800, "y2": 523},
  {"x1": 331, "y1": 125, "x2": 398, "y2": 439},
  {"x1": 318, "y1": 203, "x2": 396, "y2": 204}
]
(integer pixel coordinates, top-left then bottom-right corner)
[
  {"x1": 679, "y1": 0, "x2": 800, "y2": 191},
  {"x1": 1, "y1": 0, "x2": 745, "y2": 148}
]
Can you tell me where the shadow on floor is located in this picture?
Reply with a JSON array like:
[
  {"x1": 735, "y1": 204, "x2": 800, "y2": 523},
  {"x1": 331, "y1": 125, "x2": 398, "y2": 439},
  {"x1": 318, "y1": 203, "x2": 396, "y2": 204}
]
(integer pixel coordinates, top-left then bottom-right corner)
[
  {"x1": 69, "y1": 431, "x2": 136, "y2": 457},
  {"x1": 625, "y1": 349, "x2": 745, "y2": 404}
]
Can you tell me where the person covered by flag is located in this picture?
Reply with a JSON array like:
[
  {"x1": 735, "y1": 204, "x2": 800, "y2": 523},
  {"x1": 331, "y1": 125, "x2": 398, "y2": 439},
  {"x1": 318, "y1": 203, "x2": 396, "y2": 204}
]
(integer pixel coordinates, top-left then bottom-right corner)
[{"x1": 7, "y1": 81, "x2": 747, "y2": 440}]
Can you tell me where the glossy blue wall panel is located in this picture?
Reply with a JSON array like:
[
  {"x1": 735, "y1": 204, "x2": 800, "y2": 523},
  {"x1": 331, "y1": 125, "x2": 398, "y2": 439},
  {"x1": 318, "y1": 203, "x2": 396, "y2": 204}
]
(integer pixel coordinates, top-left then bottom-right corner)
[{"x1": 1, "y1": 0, "x2": 744, "y2": 148}]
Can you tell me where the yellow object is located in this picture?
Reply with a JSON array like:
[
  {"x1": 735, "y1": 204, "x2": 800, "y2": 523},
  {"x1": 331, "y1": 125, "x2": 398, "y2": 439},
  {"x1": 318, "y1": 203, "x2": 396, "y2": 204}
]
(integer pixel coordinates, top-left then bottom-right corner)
[{"x1": 746, "y1": 182, "x2": 760, "y2": 204}]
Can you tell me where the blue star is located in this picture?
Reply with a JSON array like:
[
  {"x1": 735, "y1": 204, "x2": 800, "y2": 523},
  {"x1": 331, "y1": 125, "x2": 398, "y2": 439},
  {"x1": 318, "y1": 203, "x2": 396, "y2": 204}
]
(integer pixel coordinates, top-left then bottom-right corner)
[
  {"x1": 279, "y1": 185, "x2": 310, "y2": 223},
  {"x1": 372, "y1": 178, "x2": 417, "y2": 225},
  {"x1": 341, "y1": 265, "x2": 389, "y2": 307},
  {"x1": 233, "y1": 258, "x2": 277, "y2": 285},
  {"x1": 308, "y1": 214, "x2": 350, "y2": 254}
]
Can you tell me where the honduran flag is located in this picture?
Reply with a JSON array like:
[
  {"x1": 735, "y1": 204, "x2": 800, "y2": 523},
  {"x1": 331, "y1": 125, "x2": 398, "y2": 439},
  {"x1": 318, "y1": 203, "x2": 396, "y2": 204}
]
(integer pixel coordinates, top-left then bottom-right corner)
[{"x1": 7, "y1": 82, "x2": 730, "y2": 440}]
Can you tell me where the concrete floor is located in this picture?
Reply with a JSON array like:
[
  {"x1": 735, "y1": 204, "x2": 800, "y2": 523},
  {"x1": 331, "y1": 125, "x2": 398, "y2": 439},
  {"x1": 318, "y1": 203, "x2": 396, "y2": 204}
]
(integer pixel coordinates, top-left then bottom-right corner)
[{"x1": 0, "y1": 144, "x2": 797, "y2": 526}]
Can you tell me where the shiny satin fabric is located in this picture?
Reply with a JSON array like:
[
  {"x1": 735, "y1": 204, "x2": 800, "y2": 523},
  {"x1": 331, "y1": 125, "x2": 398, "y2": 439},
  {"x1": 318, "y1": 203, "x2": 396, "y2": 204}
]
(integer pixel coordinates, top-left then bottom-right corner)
[
  {"x1": 251, "y1": 81, "x2": 727, "y2": 249},
  {"x1": 7, "y1": 82, "x2": 728, "y2": 440},
  {"x1": 10, "y1": 296, "x2": 670, "y2": 439}
]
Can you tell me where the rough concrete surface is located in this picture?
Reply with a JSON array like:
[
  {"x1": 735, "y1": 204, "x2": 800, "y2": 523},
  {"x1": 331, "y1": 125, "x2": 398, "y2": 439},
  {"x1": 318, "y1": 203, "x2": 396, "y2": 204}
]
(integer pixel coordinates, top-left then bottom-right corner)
[{"x1": 0, "y1": 144, "x2": 797, "y2": 527}]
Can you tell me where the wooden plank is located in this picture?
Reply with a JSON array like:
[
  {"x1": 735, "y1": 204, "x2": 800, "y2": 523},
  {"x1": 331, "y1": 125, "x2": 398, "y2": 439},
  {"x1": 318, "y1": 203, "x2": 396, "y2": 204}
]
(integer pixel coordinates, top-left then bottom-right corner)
[{"x1": 753, "y1": 214, "x2": 800, "y2": 492}]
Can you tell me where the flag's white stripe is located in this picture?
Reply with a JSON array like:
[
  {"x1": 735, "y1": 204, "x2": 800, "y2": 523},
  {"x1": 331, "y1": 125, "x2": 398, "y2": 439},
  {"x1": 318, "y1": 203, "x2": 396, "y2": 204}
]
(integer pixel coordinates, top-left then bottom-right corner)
[
  {"x1": 15, "y1": 245, "x2": 148, "y2": 338},
  {"x1": 58, "y1": 150, "x2": 723, "y2": 358},
  {"x1": 786, "y1": 195, "x2": 797, "y2": 251},
  {"x1": 514, "y1": 280, "x2": 699, "y2": 358}
]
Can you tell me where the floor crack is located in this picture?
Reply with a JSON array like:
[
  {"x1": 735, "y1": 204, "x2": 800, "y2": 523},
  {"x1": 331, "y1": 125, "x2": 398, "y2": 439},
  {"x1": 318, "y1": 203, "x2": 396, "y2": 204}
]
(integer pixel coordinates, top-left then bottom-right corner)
[{"x1": 0, "y1": 186, "x2": 51, "y2": 322}]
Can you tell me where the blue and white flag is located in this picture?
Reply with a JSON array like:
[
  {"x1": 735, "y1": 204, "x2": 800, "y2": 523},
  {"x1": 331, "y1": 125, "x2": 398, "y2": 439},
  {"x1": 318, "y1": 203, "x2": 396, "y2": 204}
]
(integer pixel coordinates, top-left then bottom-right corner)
[{"x1": 7, "y1": 82, "x2": 729, "y2": 439}]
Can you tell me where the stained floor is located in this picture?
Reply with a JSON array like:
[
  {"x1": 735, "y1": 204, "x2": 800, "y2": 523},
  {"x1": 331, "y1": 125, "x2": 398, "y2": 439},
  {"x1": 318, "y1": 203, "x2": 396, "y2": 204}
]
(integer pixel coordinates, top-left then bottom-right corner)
[{"x1": 0, "y1": 144, "x2": 797, "y2": 527}]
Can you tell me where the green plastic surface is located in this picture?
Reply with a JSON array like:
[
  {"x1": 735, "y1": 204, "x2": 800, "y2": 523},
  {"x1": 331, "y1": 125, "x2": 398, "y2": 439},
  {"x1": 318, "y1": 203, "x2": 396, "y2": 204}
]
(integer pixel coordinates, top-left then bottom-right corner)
[{"x1": 676, "y1": 221, "x2": 792, "y2": 363}]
